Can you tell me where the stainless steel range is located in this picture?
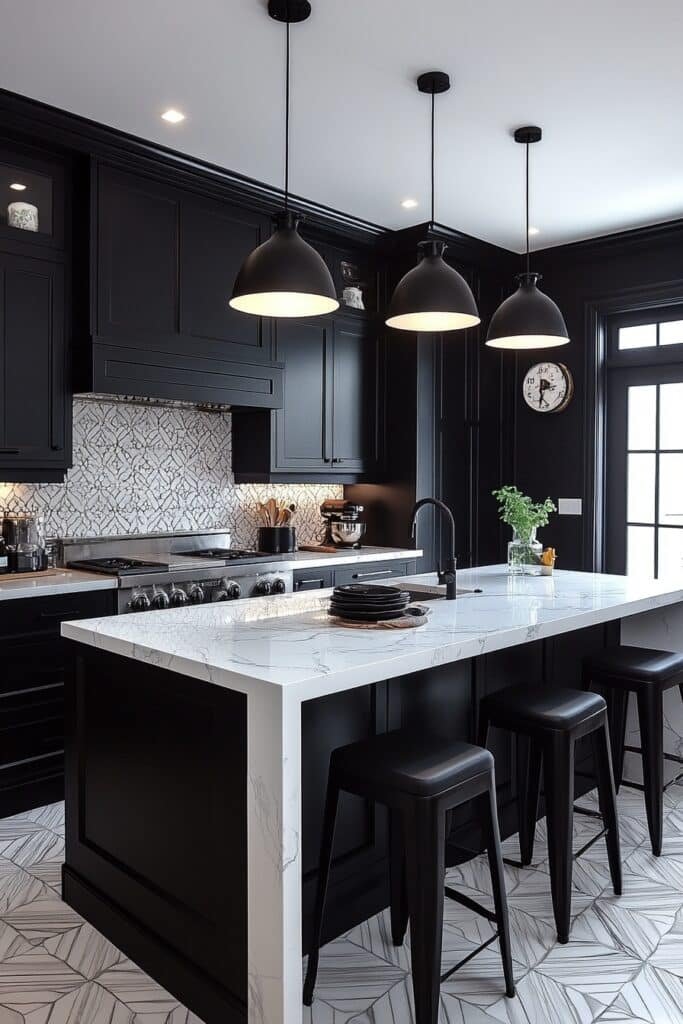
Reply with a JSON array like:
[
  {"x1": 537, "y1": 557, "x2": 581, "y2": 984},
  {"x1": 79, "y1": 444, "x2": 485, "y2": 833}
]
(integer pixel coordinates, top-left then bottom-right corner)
[{"x1": 59, "y1": 530, "x2": 293, "y2": 614}]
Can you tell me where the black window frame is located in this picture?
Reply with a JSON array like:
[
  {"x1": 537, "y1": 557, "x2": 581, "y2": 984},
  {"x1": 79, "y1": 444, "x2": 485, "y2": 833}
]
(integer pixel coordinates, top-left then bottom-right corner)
[{"x1": 605, "y1": 304, "x2": 683, "y2": 578}]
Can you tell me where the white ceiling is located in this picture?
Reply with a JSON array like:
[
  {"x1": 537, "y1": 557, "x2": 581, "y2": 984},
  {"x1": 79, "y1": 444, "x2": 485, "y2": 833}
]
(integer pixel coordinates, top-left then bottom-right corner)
[{"x1": 2, "y1": 0, "x2": 683, "y2": 251}]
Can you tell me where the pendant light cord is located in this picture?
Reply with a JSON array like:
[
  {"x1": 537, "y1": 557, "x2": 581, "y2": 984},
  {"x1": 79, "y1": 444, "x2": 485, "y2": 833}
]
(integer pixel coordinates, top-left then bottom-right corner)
[
  {"x1": 430, "y1": 89, "x2": 435, "y2": 226},
  {"x1": 525, "y1": 140, "x2": 530, "y2": 275},
  {"x1": 284, "y1": 9, "x2": 290, "y2": 212}
]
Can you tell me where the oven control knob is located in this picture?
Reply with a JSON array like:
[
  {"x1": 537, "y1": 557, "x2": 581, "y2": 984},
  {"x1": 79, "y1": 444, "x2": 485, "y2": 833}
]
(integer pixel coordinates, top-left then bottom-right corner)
[
  {"x1": 129, "y1": 590, "x2": 151, "y2": 612},
  {"x1": 150, "y1": 587, "x2": 170, "y2": 610},
  {"x1": 187, "y1": 584, "x2": 205, "y2": 604},
  {"x1": 255, "y1": 578, "x2": 273, "y2": 596},
  {"x1": 169, "y1": 586, "x2": 188, "y2": 607},
  {"x1": 272, "y1": 577, "x2": 287, "y2": 594},
  {"x1": 216, "y1": 580, "x2": 241, "y2": 601}
]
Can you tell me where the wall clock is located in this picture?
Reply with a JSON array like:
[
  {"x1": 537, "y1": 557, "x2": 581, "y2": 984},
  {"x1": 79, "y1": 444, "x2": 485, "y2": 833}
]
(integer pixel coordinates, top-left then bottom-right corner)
[{"x1": 522, "y1": 362, "x2": 574, "y2": 413}]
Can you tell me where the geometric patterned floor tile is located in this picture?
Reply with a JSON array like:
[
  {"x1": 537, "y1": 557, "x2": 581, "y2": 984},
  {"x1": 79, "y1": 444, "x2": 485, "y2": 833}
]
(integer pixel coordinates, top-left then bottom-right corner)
[
  {"x1": 44, "y1": 920, "x2": 124, "y2": 979},
  {"x1": 0, "y1": 793, "x2": 679, "y2": 1023}
]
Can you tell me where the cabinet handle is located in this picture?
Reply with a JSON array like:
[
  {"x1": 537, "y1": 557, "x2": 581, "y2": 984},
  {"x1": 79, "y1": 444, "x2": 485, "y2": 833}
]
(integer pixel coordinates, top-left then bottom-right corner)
[
  {"x1": 352, "y1": 570, "x2": 393, "y2": 580},
  {"x1": 298, "y1": 578, "x2": 325, "y2": 586},
  {"x1": 0, "y1": 448, "x2": 19, "y2": 455}
]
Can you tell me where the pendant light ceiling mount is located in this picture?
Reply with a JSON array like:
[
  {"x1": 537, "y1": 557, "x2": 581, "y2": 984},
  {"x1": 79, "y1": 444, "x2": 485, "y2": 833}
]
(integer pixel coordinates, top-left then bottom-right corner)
[
  {"x1": 485, "y1": 123, "x2": 569, "y2": 350},
  {"x1": 230, "y1": 0, "x2": 338, "y2": 319},
  {"x1": 416, "y1": 71, "x2": 451, "y2": 96},
  {"x1": 385, "y1": 70, "x2": 480, "y2": 334},
  {"x1": 267, "y1": 0, "x2": 311, "y2": 23}
]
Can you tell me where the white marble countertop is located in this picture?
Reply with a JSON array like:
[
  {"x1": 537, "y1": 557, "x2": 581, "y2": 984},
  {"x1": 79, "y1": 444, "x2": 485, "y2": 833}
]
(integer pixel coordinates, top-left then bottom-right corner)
[
  {"x1": 61, "y1": 565, "x2": 683, "y2": 700},
  {"x1": 269, "y1": 546, "x2": 420, "y2": 570},
  {"x1": 0, "y1": 569, "x2": 118, "y2": 601}
]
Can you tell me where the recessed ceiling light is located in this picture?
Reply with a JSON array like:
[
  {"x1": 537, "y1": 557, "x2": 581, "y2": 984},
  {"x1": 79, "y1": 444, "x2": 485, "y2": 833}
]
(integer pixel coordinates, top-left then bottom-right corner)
[
  {"x1": 401, "y1": 198, "x2": 418, "y2": 209},
  {"x1": 528, "y1": 226, "x2": 540, "y2": 236},
  {"x1": 9, "y1": 182, "x2": 26, "y2": 191},
  {"x1": 161, "y1": 109, "x2": 185, "y2": 124}
]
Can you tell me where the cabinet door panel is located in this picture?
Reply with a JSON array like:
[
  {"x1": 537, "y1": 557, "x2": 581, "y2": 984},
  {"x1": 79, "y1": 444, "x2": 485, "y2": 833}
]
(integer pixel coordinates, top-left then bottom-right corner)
[
  {"x1": 0, "y1": 255, "x2": 65, "y2": 462},
  {"x1": 97, "y1": 167, "x2": 178, "y2": 339},
  {"x1": 274, "y1": 319, "x2": 333, "y2": 471},
  {"x1": 332, "y1": 318, "x2": 371, "y2": 472},
  {"x1": 180, "y1": 198, "x2": 271, "y2": 359}
]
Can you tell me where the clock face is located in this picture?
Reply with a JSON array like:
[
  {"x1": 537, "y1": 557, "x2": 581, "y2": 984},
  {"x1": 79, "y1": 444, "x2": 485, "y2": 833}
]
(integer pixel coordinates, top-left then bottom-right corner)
[{"x1": 522, "y1": 362, "x2": 573, "y2": 413}]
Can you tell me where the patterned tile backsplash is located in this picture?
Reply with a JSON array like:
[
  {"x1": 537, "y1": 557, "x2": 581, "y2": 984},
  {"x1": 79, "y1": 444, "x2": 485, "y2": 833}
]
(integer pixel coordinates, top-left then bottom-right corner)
[{"x1": 0, "y1": 398, "x2": 342, "y2": 546}]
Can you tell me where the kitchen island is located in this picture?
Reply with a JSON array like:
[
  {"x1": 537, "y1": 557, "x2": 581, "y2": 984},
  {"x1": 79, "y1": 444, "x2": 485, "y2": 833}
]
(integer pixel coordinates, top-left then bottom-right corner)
[{"x1": 61, "y1": 566, "x2": 683, "y2": 1024}]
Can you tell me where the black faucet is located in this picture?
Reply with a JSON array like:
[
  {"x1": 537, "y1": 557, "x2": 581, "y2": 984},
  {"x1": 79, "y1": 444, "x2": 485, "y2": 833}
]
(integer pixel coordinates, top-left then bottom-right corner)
[{"x1": 410, "y1": 498, "x2": 457, "y2": 600}]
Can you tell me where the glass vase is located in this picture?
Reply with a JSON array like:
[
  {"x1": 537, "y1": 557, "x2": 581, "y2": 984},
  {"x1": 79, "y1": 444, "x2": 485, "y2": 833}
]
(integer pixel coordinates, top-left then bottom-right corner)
[{"x1": 507, "y1": 528, "x2": 543, "y2": 575}]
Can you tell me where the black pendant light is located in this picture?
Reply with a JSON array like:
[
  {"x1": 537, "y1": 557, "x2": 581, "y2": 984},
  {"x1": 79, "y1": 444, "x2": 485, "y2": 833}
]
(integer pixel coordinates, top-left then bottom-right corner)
[
  {"x1": 486, "y1": 127, "x2": 569, "y2": 350},
  {"x1": 230, "y1": 0, "x2": 338, "y2": 319},
  {"x1": 385, "y1": 72, "x2": 480, "y2": 334}
]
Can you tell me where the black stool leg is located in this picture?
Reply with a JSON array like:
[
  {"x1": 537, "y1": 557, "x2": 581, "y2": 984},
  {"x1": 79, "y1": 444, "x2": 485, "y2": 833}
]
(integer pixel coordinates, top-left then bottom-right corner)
[
  {"x1": 592, "y1": 721, "x2": 622, "y2": 895},
  {"x1": 517, "y1": 737, "x2": 542, "y2": 866},
  {"x1": 303, "y1": 777, "x2": 340, "y2": 1005},
  {"x1": 544, "y1": 733, "x2": 575, "y2": 943},
  {"x1": 404, "y1": 800, "x2": 445, "y2": 1024},
  {"x1": 608, "y1": 688, "x2": 629, "y2": 794},
  {"x1": 637, "y1": 688, "x2": 664, "y2": 856},
  {"x1": 482, "y1": 782, "x2": 515, "y2": 998},
  {"x1": 389, "y1": 810, "x2": 409, "y2": 946}
]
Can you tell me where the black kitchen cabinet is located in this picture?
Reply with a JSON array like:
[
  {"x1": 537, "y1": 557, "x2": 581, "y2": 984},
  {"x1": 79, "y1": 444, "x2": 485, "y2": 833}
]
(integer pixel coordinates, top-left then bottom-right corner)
[
  {"x1": 0, "y1": 142, "x2": 70, "y2": 483},
  {"x1": 232, "y1": 313, "x2": 376, "y2": 482},
  {"x1": 332, "y1": 559, "x2": 416, "y2": 586},
  {"x1": 292, "y1": 559, "x2": 416, "y2": 592},
  {"x1": 85, "y1": 162, "x2": 282, "y2": 408},
  {"x1": 0, "y1": 588, "x2": 116, "y2": 817},
  {"x1": 0, "y1": 252, "x2": 68, "y2": 481}
]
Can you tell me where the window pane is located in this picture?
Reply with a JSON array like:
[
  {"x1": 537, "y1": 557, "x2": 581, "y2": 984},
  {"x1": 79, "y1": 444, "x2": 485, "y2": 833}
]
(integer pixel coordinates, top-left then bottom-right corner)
[
  {"x1": 660, "y1": 383, "x2": 683, "y2": 450},
  {"x1": 660, "y1": 320, "x2": 683, "y2": 347},
  {"x1": 627, "y1": 525, "x2": 655, "y2": 577},
  {"x1": 627, "y1": 453, "x2": 656, "y2": 523},
  {"x1": 658, "y1": 528, "x2": 683, "y2": 581},
  {"x1": 618, "y1": 324, "x2": 656, "y2": 350},
  {"x1": 627, "y1": 385, "x2": 657, "y2": 449},
  {"x1": 659, "y1": 453, "x2": 683, "y2": 526}
]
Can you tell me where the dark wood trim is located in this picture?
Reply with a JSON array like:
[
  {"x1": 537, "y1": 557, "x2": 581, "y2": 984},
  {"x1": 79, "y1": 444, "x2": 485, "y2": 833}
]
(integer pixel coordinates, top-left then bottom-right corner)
[
  {"x1": 582, "y1": 277, "x2": 683, "y2": 571},
  {"x1": 536, "y1": 218, "x2": 683, "y2": 265},
  {"x1": 0, "y1": 88, "x2": 385, "y2": 245}
]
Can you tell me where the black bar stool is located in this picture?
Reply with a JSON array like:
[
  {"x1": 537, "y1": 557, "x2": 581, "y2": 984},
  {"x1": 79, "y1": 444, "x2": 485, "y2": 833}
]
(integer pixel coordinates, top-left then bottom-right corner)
[
  {"x1": 478, "y1": 685, "x2": 622, "y2": 943},
  {"x1": 583, "y1": 645, "x2": 683, "y2": 856},
  {"x1": 303, "y1": 730, "x2": 515, "y2": 1024}
]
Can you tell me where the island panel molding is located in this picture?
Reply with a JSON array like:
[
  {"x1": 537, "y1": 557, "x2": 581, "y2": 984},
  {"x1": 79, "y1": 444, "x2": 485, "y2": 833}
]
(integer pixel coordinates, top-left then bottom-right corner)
[{"x1": 0, "y1": 397, "x2": 341, "y2": 542}]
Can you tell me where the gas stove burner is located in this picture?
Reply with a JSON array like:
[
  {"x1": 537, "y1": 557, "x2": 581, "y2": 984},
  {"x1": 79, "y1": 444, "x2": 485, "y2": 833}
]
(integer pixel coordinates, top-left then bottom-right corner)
[
  {"x1": 68, "y1": 557, "x2": 168, "y2": 576},
  {"x1": 180, "y1": 548, "x2": 265, "y2": 561}
]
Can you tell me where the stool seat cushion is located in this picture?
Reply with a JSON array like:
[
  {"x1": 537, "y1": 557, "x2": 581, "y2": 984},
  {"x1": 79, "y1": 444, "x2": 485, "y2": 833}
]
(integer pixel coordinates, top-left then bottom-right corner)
[
  {"x1": 481, "y1": 685, "x2": 606, "y2": 732},
  {"x1": 331, "y1": 730, "x2": 493, "y2": 797},
  {"x1": 584, "y1": 645, "x2": 683, "y2": 689}
]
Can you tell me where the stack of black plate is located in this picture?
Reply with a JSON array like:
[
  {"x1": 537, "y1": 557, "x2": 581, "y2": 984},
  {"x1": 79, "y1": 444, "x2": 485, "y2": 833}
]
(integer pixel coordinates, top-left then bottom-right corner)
[{"x1": 329, "y1": 583, "x2": 411, "y2": 622}]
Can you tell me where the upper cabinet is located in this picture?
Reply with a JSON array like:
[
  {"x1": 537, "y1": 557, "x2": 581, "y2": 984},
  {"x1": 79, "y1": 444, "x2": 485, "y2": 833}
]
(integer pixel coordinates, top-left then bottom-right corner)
[
  {"x1": 85, "y1": 163, "x2": 283, "y2": 408},
  {"x1": 232, "y1": 313, "x2": 376, "y2": 483},
  {"x1": 0, "y1": 144, "x2": 69, "y2": 483}
]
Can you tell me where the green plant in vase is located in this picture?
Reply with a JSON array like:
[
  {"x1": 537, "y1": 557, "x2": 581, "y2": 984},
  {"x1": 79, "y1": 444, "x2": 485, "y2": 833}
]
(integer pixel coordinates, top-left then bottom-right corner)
[{"x1": 492, "y1": 486, "x2": 556, "y2": 575}]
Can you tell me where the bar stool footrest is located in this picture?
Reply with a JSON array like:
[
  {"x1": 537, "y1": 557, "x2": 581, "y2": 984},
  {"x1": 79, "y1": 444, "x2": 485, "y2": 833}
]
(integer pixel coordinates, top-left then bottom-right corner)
[
  {"x1": 444, "y1": 885, "x2": 497, "y2": 923},
  {"x1": 621, "y1": 744, "x2": 683, "y2": 792},
  {"x1": 440, "y1": 932, "x2": 500, "y2": 984}
]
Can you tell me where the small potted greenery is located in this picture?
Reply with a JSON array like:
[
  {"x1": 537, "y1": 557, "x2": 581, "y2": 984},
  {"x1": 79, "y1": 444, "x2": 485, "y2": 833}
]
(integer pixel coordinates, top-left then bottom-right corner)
[{"x1": 492, "y1": 486, "x2": 556, "y2": 575}]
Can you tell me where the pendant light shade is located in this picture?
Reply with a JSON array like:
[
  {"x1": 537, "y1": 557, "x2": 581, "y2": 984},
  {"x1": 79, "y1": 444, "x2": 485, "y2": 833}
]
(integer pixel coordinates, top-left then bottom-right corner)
[
  {"x1": 230, "y1": 0, "x2": 338, "y2": 320},
  {"x1": 386, "y1": 72, "x2": 480, "y2": 334},
  {"x1": 486, "y1": 273, "x2": 569, "y2": 350},
  {"x1": 486, "y1": 126, "x2": 568, "y2": 350},
  {"x1": 385, "y1": 240, "x2": 480, "y2": 332},
  {"x1": 230, "y1": 211, "x2": 338, "y2": 318}
]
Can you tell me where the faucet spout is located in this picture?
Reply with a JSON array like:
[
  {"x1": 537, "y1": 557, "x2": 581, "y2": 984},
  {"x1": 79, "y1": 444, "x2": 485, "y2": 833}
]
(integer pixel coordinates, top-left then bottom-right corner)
[{"x1": 410, "y1": 498, "x2": 457, "y2": 600}]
